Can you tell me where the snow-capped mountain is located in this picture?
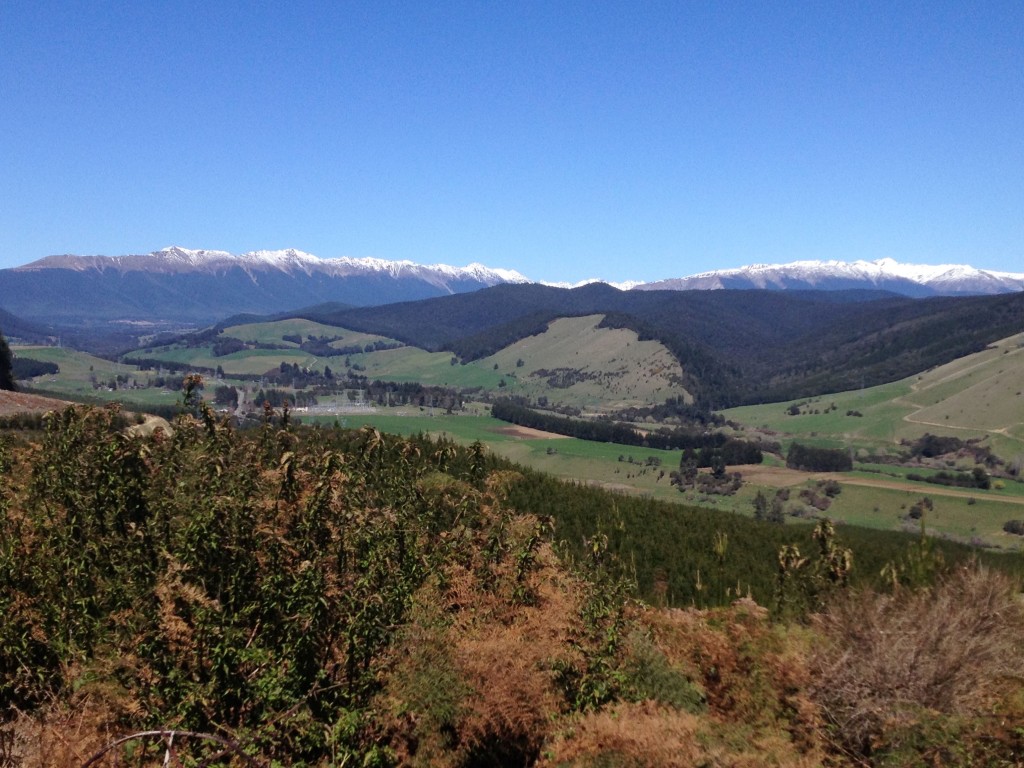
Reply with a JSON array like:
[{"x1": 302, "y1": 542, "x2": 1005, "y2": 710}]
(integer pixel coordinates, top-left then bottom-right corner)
[
  {"x1": 20, "y1": 246, "x2": 528, "y2": 287},
  {"x1": 636, "y1": 258, "x2": 1024, "y2": 297},
  {"x1": 1, "y1": 247, "x2": 530, "y2": 324},
  {"x1": 3, "y1": 247, "x2": 1022, "y2": 327}
]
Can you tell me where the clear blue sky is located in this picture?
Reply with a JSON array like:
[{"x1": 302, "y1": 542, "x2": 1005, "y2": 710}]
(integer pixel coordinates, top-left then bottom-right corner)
[{"x1": 1, "y1": 1, "x2": 1021, "y2": 283}]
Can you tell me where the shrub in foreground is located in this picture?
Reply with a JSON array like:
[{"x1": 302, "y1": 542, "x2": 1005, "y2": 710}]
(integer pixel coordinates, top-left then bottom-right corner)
[{"x1": 809, "y1": 564, "x2": 1024, "y2": 759}]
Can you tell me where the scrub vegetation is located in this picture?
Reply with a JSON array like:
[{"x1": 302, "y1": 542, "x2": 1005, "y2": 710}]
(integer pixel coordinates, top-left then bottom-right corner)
[{"x1": 1, "y1": 391, "x2": 1022, "y2": 766}]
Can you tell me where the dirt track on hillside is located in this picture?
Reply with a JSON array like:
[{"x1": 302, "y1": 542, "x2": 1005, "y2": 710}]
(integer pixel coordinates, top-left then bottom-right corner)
[
  {"x1": 840, "y1": 477, "x2": 1024, "y2": 505},
  {"x1": 734, "y1": 462, "x2": 1024, "y2": 506}
]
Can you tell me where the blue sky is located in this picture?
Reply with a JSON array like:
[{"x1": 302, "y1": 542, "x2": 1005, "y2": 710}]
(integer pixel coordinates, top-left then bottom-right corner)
[{"x1": 1, "y1": 1, "x2": 1021, "y2": 283}]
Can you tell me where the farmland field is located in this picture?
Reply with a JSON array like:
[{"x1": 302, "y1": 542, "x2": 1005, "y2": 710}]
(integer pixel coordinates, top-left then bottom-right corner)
[
  {"x1": 725, "y1": 331, "x2": 1024, "y2": 459},
  {"x1": 116, "y1": 314, "x2": 691, "y2": 411},
  {"x1": 222, "y1": 318, "x2": 392, "y2": 348},
  {"x1": 13, "y1": 327, "x2": 1024, "y2": 551}
]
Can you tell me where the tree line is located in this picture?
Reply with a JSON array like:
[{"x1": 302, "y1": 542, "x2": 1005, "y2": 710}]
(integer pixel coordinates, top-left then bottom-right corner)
[
  {"x1": 0, "y1": 330, "x2": 14, "y2": 391},
  {"x1": 786, "y1": 443, "x2": 853, "y2": 472},
  {"x1": 491, "y1": 398, "x2": 764, "y2": 458}
]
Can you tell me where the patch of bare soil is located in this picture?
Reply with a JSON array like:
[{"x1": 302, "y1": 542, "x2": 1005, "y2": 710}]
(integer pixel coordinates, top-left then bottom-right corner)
[
  {"x1": 492, "y1": 425, "x2": 568, "y2": 440},
  {"x1": 731, "y1": 464, "x2": 829, "y2": 487},
  {"x1": 0, "y1": 390, "x2": 71, "y2": 417}
]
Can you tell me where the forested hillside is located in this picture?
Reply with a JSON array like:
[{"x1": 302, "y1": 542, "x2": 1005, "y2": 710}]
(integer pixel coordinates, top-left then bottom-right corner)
[
  {"x1": 0, "y1": 308, "x2": 52, "y2": 345},
  {"x1": 302, "y1": 285, "x2": 1024, "y2": 407}
]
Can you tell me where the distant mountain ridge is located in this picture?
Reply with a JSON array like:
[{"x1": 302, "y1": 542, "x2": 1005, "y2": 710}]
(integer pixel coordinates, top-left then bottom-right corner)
[
  {"x1": 2, "y1": 248, "x2": 1022, "y2": 327},
  {"x1": 637, "y1": 258, "x2": 1024, "y2": 297},
  {"x1": 1, "y1": 246, "x2": 530, "y2": 324},
  {"x1": 19, "y1": 246, "x2": 529, "y2": 286}
]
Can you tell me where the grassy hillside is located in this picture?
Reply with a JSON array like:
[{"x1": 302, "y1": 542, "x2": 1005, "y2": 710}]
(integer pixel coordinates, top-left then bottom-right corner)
[
  {"x1": 127, "y1": 320, "x2": 402, "y2": 375},
  {"x1": 715, "y1": 332, "x2": 1024, "y2": 548},
  {"x1": 222, "y1": 317, "x2": 388, "y2": 347},
  {"x1": 478, "y1": 315, "x2": 690, "y2": 412},
  {"x1": 903, "y1": 332, "x2": 1024, "y2": 447},
  {"x1": 11, "y1": 346, "x2": 151, "y2": 402},
  {"x1": 119, "y1": 315, "x2": 689, "y2": 411},
  {"x1": 725, "y1": 331, "x2": 1024, "y2": 459}
]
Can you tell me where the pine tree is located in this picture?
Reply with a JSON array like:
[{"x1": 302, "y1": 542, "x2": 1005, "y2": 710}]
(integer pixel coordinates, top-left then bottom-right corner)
[{"x1": 0, "y1": 330, "x2": 14, "y2": 391}]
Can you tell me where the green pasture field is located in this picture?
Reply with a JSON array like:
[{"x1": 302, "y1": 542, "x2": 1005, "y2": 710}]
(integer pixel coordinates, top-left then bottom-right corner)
[
  {"x1": 724, "y1": 381, "x2": 915, "y2": 448},
  {"x1": 12, "y1": 344, "x2": 257, "y2": 409},
  {"x1": 127, "y1": 333, "x2": 500, "y2": 387},
  {"x1": 348, "y1": 347, "x2": 506, "y2": 388},
  {"x1": 12, "y1": 346, "x2": 140, "y2": 399},
  {"x1": 725, "y1": 332, "x2": 1024, "y2": 462},
  {"x1": 822, "y1": 483, "x2": 1024, "y2": 549},
  {"x1": 719, "y1": 332, "x2": 1024, "y2": 549},
  {"x1": 222, "y1": 318, "x2": 393, "y2": 348},
  {"x1": 299, "y1": 402, "x2": 1024, "y2": 549},
  {"x1": 126, "y1": 345, "x2": 212, "y2": 365},
  {"x1": 127, "y1": 345, "x2": 318, "y2": 376},
  {"x1": 482, "y1": 433, "x2": 682, "y2": 502},
  {"x1": 13, "y1": 345, "x2": 117, "y2": 377},
  {"x1": 203, "y1": 349, "x2": 318, "y2": 376},
  {"x1": 301, "y1": 407, "x2": 1024, "y2": 546}
]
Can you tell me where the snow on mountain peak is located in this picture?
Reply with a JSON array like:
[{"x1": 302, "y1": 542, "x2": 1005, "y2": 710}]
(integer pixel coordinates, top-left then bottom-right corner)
[
  {"x1": 20, "y1": 247, "x2": 534, "y2": 289},
  {"x1": 638, "y1": 258, "x2": 1024, "y2": 296},
  {"x1": 156, "y1": 246, "x2": 233, "y2": 262},
  {"x1": 14, "y1": 248, "x2": 1024, "y2": 299}
]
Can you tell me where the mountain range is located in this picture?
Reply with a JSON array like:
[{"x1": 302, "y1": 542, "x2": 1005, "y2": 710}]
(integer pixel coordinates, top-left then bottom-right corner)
[
  {"x1": 0, "y1": 246, "x2": 529, "y2": 325},
  {"x1": 639, "y1": 258, "x2": 1024, "y2": 297},
  {"x1": 0, "y1": 247, "x2": 1022, "y2": 328},
  {"x1": 3, "y1": 246, "x2": 1024, "y2": 408}
]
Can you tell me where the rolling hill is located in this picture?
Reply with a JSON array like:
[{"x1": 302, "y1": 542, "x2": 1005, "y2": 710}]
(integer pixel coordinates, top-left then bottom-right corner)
[
  {"x1": 725, "y1": 330, "x2": 1024, "y2": 460},
  {"x1": 299, "y1": 284, "x2": 1024, "y2": 408}
]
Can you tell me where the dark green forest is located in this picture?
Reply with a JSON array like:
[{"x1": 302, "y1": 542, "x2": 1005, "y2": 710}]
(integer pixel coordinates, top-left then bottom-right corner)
[{"x1": 0, "y1": 331, "x2": 14, "y2": 391}]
